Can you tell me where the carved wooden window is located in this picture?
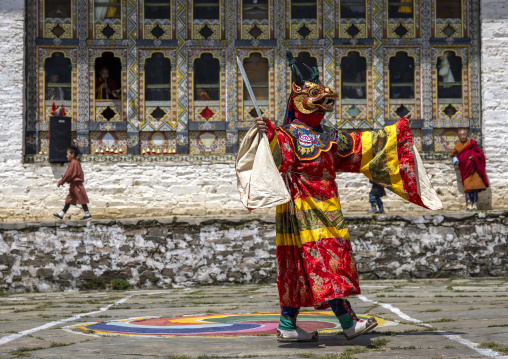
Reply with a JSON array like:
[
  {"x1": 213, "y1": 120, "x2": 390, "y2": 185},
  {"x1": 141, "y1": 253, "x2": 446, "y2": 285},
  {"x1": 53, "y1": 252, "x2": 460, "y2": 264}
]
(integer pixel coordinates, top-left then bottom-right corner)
[
  {"x1": 290, "y1": 0, "x2": 318, "y2": 39},
  {"x1": 143, "y1": 0, "x2": 171, "y2": 39},
  {"x1": 387, "y1": 0, "x2": 415, "y2": 38},
  {"x1": 436, "y1": 50, "x2": 465, "y2": 122},
  {"x1": 45, "y1": 53, "x2": 72, "y2": 104},
  {"x1": 435, "y1": 0, "x2": 463, "y2": 38},
  {"x1": 145, "y1": 53, "x2": 171, "y2": 103},
  {"x1": 339, "y1": 0, "x2": 366, "y2": 39},
  {"x1": 43, "y1": 0, "x2": 73, "y2": 38},
  {"x1": 194, "y1": 54, "x2": 220, "y2": 102},
  {"x1": 94, "y1": 52, "x2": 122, "y2": 121},
  {"x1": 193, "y1": 0, "x2": 221, "y2": 40},
  {"x1": 242, "y1": 53, "x2": 269, "y2": 121},
  {"x1": 94, "y1": 0, "x2": 122, "y2": 39},
  {"x1": 241, "y1": 0, "x2": 270, "y2": 40},
  {"x1": 389, "y1": 51, "x2": 415, "y2": 118},
  {"x1": 341, "y1": 51, "x2": 368, "y2": 122}
]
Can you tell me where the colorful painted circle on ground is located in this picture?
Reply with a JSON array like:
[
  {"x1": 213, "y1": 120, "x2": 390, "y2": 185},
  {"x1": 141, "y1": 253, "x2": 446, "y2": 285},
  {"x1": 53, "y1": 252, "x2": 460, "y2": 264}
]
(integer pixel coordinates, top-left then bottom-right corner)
[{"x1": 75, "y1": 312, "x2": 386, "y2": 337}]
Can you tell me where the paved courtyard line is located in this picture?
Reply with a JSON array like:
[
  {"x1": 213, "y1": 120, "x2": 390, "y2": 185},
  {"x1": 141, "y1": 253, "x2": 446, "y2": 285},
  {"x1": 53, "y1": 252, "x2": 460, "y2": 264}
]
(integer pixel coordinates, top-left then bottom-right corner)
[
  {"x1": 358, "y1": 294, "x2": 508, "y2": 358},
  {"x1": 0, "y1": 295, "x2": 132, "y2": 346}
]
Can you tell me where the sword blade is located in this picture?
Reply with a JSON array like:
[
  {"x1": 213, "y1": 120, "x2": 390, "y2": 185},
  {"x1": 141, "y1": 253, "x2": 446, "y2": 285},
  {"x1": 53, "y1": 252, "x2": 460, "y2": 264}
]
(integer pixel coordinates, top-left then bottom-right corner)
[{"x1": 236, "y1": 56, "x2": 263, "y2": 119}]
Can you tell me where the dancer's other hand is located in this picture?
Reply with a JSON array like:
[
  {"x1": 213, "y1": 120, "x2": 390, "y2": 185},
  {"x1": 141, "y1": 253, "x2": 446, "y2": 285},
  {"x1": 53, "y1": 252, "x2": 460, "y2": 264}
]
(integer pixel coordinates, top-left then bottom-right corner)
[{"x1": 255, "y1": 116, "x2": 268, "y2": 134}]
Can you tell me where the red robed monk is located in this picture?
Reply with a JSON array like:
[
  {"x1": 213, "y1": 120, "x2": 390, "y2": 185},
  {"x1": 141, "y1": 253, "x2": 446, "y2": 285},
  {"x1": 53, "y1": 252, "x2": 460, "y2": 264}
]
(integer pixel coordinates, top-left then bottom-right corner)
[
  {"x1": 451, "y1": 129, "x2": 489, "y2": 210},
  {"x1": 53, "y1": 147, "x2": 92, "y2": 220},
  {"x1": 237, "y1": 50, "x2": 442, "y2": 343}
]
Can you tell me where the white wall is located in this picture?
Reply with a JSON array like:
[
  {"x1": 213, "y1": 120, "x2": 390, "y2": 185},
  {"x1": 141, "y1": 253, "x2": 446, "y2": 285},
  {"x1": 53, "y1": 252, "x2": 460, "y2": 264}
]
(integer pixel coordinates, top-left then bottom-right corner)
[
  {"x1": 481, "y1": 0, "x2": 508, "y2": 209},
  {"x1": 0, "y1": 0, "x2": 504, "y2": 222}
]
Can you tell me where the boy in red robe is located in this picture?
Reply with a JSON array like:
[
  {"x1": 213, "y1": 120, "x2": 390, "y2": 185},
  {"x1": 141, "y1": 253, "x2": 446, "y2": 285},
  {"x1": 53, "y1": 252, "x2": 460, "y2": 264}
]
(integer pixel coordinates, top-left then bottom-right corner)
[
  {"x1": 251, "y1": 51, "x2": 441, "y2": 342},
  {"x1": 53, "y1": 147, "x2": 91, "y2": 220}
]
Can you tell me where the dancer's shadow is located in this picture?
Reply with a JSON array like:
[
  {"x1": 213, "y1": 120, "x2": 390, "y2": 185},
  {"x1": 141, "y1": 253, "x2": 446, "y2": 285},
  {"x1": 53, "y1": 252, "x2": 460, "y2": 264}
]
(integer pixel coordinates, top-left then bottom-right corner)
[
  {"x1": 277, "y1": 333, "x2": 376, "y2": 348},
  {"x1": 278, "y1": 330, "x2": 467, "y2": 349}
]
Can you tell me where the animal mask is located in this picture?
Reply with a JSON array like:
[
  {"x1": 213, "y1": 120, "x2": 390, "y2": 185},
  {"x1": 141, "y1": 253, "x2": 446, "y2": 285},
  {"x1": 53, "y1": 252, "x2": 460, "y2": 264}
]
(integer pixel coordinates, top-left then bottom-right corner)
[{"x1": 285, "y1": 50, "x2": 338, "y2": 124}]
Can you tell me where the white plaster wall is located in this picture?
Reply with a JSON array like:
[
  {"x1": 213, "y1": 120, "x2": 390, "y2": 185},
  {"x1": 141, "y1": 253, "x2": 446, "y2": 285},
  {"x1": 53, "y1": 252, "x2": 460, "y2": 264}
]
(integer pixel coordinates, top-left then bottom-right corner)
[
  {"x1": 0, "y1": 0, "x2": 503, "y2": 222},
  {"x1": 481, "y1": 0, "x2": 508, "y2": 209}
]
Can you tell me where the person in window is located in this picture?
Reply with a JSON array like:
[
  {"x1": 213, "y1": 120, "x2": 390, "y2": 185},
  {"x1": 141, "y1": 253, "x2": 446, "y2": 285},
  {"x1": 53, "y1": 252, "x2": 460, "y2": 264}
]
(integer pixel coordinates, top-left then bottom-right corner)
[
  {"x1": 95, "y1": 67, "x2": 120, "y2": 100},
  {"x1": 353, "y1": 72, "x2": 365, "y2": 99},
  {"x1": 46, "y1": 72, "x2": 65, "y2": 101},
  {"x1": 451, "y1": 129, "x2": 489, "y2": 211},
  {"x1": 439, "y1": 53, "x2": 461, "y2": 98},
  {"x1": 196, "y1": 88, "x2": 211, "y2": 101},
  {"x1": 343, "y1": 73, "x2": 365, "y2": 100}
]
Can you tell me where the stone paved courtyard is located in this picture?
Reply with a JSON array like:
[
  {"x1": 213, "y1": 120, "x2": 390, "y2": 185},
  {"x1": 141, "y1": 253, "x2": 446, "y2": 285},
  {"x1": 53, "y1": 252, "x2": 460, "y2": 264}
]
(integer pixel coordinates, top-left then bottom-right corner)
[{"x1": 0, "y1": 278, "x2": 507, "y2": 359}]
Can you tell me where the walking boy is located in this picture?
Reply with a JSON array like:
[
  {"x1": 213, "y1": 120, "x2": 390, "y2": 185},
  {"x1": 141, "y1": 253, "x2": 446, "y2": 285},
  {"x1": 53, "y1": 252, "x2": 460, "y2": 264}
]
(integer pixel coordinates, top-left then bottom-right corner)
[
  {"x1": 53, "y1": 147, "x2": 91, "y2": 220},
  {"x1": 368, "y1": 180, "x2": 386, "y2": 213}
]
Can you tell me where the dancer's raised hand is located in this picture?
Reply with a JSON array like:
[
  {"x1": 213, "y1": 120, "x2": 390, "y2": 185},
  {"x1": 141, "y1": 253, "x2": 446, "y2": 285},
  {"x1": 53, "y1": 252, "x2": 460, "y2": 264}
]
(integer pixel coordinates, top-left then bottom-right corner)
[{"x1": 255, "y1": 116, "x2": 268, "y2": 134}]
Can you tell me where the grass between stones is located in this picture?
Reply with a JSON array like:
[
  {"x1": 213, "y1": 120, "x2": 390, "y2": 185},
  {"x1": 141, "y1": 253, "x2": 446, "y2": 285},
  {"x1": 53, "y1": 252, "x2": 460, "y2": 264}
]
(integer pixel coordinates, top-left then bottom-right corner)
[
  {"x1": 366, "y1": 338, "x2": 390, "y2": 349},
  {"x1": 487, "y1": 323, "x2": 508, "y2": 328},
  {"x1": 478, "y1": 341, "x2": 508, "y2": 355},
  {"x1": 425, "y1": 318, "x2": 456, "y2": 323},
  {"x1": 10, "y1": 342, "x2": 75, "y2": 358}
]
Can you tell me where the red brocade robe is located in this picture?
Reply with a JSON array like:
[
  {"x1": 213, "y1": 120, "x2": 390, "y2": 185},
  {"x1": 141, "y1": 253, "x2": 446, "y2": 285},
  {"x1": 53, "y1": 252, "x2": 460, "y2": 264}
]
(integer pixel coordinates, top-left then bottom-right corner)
[
  {"x1": 58, "y1": 159, "x2": 89, "y2": 205},
  {"x1": 265, "y1": 117, "x2": 431, "y2": 309}
]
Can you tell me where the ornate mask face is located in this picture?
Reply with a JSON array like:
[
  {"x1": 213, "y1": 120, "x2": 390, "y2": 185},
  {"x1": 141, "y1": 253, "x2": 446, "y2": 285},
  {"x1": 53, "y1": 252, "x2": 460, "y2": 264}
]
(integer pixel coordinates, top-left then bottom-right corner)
[{"x1": 292, "y1": 81, "x2": 338, "y2": 115}]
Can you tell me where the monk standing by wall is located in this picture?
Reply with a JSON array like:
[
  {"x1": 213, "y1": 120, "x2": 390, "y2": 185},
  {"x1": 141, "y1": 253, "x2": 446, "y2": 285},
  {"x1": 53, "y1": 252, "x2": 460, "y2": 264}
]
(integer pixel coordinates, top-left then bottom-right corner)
[
  {"x1": 53, "y1": 147, "x2": 92, "y2": 220},
  {"x1": 451, "y1": 129, "x2": 489, "y2": 210}
]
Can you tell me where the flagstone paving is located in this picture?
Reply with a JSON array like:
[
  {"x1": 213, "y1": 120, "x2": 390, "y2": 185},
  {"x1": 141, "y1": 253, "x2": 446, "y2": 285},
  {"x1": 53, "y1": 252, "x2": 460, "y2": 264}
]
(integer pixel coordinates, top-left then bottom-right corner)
[{"x1": 1, "y1": 278, "x2": 507, "y2": 359}]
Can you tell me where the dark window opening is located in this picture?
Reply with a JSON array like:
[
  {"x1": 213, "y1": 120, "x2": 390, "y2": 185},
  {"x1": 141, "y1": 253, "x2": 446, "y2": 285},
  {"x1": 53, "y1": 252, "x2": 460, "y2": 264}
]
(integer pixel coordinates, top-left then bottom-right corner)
[
  {"x1": 341, "y1": 52, "x2": 367, "y2": 100},
  {"x1": 436, "y1": 0, "x2": 461, "y2": 18},
  {"x1": 243, "y1": 53, "x2": 269, "y2": 101},
  {"x1": 388, "y1": 0, "x2": 413, "y2": 19},
  {"x1": 389, "y1": 52, "x2": 415, "y2": 99},
  {"x1": 194, "y1": 53, "x2": 220, "y2": 102},
  {"x1": 45, "y1": 52, "x2": 72, "y2": 102},
  {"x1": 194, "y1": 0, "x2": 220, "y2": 20},
  {"x1": 437, "y1": 51, "x2": 462, "y2": 99},
  {"x1": 291, "y1": 0, "x2": 317, "y2": 20},
  {"x1": 243, "y1": 0, "x2": 269, "y2": 20},
  {"x1": 95, "y1": 52, "x2": 122, "y2": 100},
  {"x1": 341, "y1": 0, "x2": 366, "y2": 19},
  {"x1": 145, "y1": 0, "x2": 171, "y2": 20},
  {"x1": 45, "y1": 0, "x2": 71, "y2": 18},
  {"x1": 145, "y1": 53, "x2": 171, "y2": 101}
]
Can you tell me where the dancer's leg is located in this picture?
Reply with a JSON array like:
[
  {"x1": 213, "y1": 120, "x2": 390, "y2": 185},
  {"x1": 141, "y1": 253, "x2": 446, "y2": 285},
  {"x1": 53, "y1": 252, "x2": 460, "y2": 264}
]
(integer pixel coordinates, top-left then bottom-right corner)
[
  {"x1": 277, "y1": 306, "x2": 319, "y2": 342},
  {"x1": 328, "y1": 298, "x2": 378, "y2": 340},
  {"x1": 279, "y1": 306, "x2": 299, "y2": 331}
]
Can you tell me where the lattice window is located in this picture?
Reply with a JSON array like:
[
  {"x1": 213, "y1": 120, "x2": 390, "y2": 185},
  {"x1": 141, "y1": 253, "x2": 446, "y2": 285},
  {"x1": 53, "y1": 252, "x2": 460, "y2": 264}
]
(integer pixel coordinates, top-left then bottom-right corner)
[
  {"x1": 339, "y1": 0, "x2": 367, "y2": 39},
  {"x1": 193, "y1": 0, "x2": 221, "y2": 40},
  {"x1": 387, "y1": 0, "x2": 416, "y2": 38},
  {"x1": 43, "y1": 0, "x2": 73, "y2": 38},
  {"x1": 389, "y1": 51, "x2": 415, "y2": 118},
  {"x1": 143, "y1": 0, "x2": 172, "y2": 39},
  {"x1": 242, "y1": 53, "x2": 269, "y2": 121},
  {"x1": 341, "y1": 51, "x2": 368, "y2": 123},
  {"x1": 93, "y1": 0, "x2": 123, "y2": 39},
  {"x1": 435, "y1": 0, "x2": 463, "y2": 38},
  {"x1": 45, "y1": 53, "x2": 72, "y2": 104},
  {"x1": 241, "y1": 0, "x2": 270, "y2": 40},
  {"x1": 290, "y1": 0, "x2": 318, "y2": 39}
]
